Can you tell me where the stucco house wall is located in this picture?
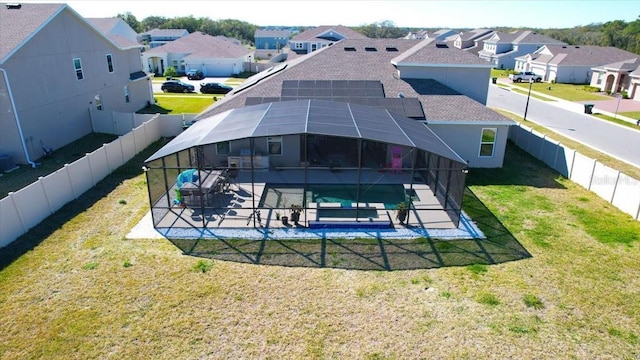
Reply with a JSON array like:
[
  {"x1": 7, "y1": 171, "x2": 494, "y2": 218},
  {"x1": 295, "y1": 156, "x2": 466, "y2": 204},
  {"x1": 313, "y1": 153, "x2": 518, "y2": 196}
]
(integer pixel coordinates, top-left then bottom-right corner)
[
  {"x1": 0, "y1": 5, "x2": 152, "y2": 164},
  {"x1": 427, "y1": 124, "x2": 510, "y2": 168}
]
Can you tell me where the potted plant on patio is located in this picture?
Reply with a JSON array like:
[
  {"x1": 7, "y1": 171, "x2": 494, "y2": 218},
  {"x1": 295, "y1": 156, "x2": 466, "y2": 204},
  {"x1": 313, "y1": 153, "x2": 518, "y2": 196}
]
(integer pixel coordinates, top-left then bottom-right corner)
[
  {"x1": 290, "y1": 204, "x2": 302, "y2": 224},
  {"x1": 395, "y1": 202, "x2": 408, "y2": 225}
]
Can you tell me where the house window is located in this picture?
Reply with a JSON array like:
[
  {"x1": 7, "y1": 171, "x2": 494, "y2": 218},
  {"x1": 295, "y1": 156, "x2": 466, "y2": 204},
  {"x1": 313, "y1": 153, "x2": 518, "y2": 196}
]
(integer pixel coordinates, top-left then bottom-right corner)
[
  {"x1": 106, "y1": 54, "x2": 114, "y2": 73},
  {"x1": 479, "y1": 128, "x2": 497, "y2": 157},
  {"x1": 267, "y1": 136, "x2": 282, "y2": 155},
  {"x1": 596, "y1": 72, "x2": 603, "y2": 85},
  {"x1": 94, "y1": 94, "x2": 103, "y2": 111},
  {"x1": 216, "y1": 141, "x2": 230, "y2": 155},
  {"x1": 124, "y1": 85, "x2": 130, "y2": 103},
  {"x1": 294, "y1": 42, "x2": 303, "y2": 49},
  {"x1": 73, "y1": 58, "x2": 84, "y2": 80}
]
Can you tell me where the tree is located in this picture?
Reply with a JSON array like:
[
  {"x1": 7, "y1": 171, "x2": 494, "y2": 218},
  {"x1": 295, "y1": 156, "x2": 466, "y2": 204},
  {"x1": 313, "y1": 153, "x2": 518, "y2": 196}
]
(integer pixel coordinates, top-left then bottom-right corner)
[
  {"x1": 355, "y1": 20, "x2": 406, "y2": 39},
  {"x1": 117, "y1": 12, "x2": 142, "y2": 33},
  {"x1": 141, "y1": 16, "x2": 168, "y2": 31}
]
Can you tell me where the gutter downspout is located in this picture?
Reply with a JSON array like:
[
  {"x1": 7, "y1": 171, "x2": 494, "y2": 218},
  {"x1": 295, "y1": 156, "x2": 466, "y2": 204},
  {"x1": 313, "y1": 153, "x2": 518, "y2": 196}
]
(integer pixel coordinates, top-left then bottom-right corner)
[{"x1": 0, "y1": 68, "x2": 37, "y2": 168}]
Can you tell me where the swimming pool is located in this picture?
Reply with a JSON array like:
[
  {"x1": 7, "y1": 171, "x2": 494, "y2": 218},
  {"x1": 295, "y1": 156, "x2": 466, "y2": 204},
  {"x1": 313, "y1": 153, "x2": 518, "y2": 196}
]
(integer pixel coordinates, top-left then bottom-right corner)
[{"x1": 261, "y1": 183, "x2": 416, "y2": 210}]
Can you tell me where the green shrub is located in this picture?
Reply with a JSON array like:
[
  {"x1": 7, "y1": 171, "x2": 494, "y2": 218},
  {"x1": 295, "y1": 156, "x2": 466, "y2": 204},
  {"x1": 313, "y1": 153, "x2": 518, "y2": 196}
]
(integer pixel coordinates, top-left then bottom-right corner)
[
  {"x1": 476, "y1": 292, "x2": 500, "y2": 306},
  {"x1": 163, "y1": 66, "x2": 177, "y2": 78},
  {"x1": 82, "y1": 262, "x2": 98, "y2": 270}
]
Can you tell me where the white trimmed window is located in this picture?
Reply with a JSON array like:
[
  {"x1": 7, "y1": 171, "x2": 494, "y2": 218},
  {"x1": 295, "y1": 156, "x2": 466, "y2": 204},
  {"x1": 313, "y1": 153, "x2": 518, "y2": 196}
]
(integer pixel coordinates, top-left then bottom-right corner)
[
  {"x1": 106, "y1": 54, "x2": 114, "y2": 73},
  {"x1": 267, "y1": 136, "x2": 282, "y2": 155},
  {"x1": 216, "y1": 141, "x2": 230, "y2": 155},
  {"x1": 294, "y1": 42, "x2": 303, "y2": 49},
  {"x1": 73, "y1": 58, "x2": 84, "y2": 80},
  {"x1": 124, "y1": 85, "x2": 130, "y2": 103},
  {"x1": 479, "y1": 128, "x2": 497, "y2": 157},
  {"x1": 596, "y1": 72, "x2": 603, "y2": 85}
]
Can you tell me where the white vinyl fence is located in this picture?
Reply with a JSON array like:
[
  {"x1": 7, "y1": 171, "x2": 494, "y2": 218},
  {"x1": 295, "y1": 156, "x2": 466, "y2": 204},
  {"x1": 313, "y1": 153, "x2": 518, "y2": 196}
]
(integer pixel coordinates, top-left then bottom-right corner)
[
  {"x1": 0, "y1": 113, "x2": 189, "y2": 248},
  {"x1": 509, "y1": 123, "x2": 640, "y2": 221}
]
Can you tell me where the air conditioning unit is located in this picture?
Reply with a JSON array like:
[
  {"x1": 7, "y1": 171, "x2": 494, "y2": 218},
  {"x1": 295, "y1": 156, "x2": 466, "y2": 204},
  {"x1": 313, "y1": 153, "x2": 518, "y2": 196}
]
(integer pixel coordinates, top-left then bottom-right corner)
[{"x1": 0, "y1": 154, "x2": 14, "y2": 172}]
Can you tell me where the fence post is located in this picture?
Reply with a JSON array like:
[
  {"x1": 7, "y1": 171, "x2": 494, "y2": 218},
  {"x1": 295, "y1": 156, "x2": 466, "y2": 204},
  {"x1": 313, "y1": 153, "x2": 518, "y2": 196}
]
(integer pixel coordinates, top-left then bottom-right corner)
[
  {"x1": 86, "y1": 153, "x2": 96, "y2": 187},
  {"x1": 586, "y1": 159, "x2": 598, "y2": 191},
  {"x1": 568, "y1": 150, "x2": 577, "y2": 179},
  {"x1": 609, "y1": 170, "x2": 621, "y2": 203},
  {"x1": 64, "y1": 164, "x2": 77, "y2": 199},
  {"x1": 38, "y1": 176, "x2": 54, "y2": 215},
  {"x1": 8, "y1": 192, "x2": 27, "y2": 233},
  {"x1": 103, "y1": 143, "x2": 112, "y2": 173}
]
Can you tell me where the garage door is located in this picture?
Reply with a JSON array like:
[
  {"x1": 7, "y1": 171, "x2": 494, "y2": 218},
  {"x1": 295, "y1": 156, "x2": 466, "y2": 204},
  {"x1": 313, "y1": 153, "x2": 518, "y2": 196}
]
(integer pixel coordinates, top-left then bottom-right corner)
[
  {"x1": 204, "y1": 64, "x2": 234, "y2": 77},
  {"x1": 633, "y1": 84, "x2": 640, "y2": 101}
]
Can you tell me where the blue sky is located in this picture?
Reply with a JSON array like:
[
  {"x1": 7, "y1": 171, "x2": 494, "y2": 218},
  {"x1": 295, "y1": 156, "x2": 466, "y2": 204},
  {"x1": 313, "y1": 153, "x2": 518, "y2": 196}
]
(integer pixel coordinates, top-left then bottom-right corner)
[{"x1": 23, "y1": 0, "x2": 639, "y2": 28}]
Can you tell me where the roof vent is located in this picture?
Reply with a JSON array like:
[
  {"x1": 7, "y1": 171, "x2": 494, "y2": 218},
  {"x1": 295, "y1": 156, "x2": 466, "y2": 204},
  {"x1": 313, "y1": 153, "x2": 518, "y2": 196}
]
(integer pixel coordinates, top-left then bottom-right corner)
[
  {"x1": 6, "y1": 3, "x2": 22, "y2": 9},
  {"x1": 385, "y1": 47, "x2": 398, "y2": 52},
  {"x1": 575, "y1": 46, "x2": 580, "y2": 48},
  {"x1": 435, "y1": 42, "x2": 448, "y2": 48},
  {"x1": 562, "y1": 46, "x2": 567, "y2": 48},
  {"x1": 365, "y1": 47, "x2": 377, "y2": 52},
  {"x1": 398, "y1": 93, "x2": 404, "y2": 98},
  {"x1": 344, "y1": 46, "x2": 356, "y2": 52}
]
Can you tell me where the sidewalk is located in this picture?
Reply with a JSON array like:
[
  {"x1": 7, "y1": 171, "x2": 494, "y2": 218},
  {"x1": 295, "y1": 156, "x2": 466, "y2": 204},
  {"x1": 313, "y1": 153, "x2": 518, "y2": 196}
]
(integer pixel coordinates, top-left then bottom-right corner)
[{"x1": 495, "y1": 78, "x2": 640, "y2": 126}]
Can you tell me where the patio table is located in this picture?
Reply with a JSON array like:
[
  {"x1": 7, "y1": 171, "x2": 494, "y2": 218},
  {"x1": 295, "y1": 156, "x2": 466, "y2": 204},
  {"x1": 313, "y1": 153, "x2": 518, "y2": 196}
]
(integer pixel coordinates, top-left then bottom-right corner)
[{"x1": 180, "y1": 170, "x2": 224, "y2": 205}]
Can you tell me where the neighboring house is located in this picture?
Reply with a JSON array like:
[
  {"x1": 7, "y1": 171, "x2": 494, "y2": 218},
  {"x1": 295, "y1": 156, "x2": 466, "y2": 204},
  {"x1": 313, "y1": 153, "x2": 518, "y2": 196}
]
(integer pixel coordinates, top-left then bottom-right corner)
[
  {"x1": 289, "y1": 25, "x2": 368, "y2": 55},
  {"x1": 405, "y1": 29, "x2": 458, "y2": 41},
  {"x1": 195, "y1": 38, "x2": 513, "y2": 168},
  {"x1": 142, "y1": 31, "x2": 253, "y2": 77},
  {"x1": 86, "y1": 17, "x2": 139, "y2": 46},
  {"x1": 255, "y1": 29, "x2": 290, "y2": 50},
  {"x1": 139, "y1": 28, "x2": 189, "y2": 48},
  {"x1": 0, "y1": 3, "x2": 152, "y2": 165},
  {"x1": 452, "y1": 29, "x2": 494, "y2": 55},
  {"x1": 478, "y1": 30, "x2": 566, "y2": 69},
  {"x1": 590, "y1": 57, "x2": 640, "y2": 100},
  {"x1": 514, "y1": 45, "x2": 640, "y2": 85}
]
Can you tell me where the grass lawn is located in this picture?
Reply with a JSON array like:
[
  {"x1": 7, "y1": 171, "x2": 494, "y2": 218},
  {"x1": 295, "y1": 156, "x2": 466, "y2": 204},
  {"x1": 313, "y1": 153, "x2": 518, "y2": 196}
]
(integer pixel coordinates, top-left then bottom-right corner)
[
  {"x1": 510, "y1": 87, "x2": 556, "y2": 101},
  {"x1": 1, "y1": 139, "x2": 639, "y2": 358},
  {"x1": 138, "y1": 94, "x2": 215, "y2": 114},
  {"x1": 620, "y1": 111, "x2": 640, "y2": 120},
  {"x1": 592, "y1": 113, "x2": 640, "y2": 130},
  {"x1": 512, "y1": 82, "x2": 610, "y2": 101},
  {"x1": 0, "y1": 133, "x2": 117, "y2": 199}
]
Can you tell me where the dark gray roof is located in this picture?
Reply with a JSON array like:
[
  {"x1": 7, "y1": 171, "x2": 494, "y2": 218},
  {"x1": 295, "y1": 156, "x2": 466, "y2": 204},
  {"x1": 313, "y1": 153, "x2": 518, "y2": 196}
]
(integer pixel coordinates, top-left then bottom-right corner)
[
  {"x1": 527, "y1": 45, "x2": 640, "y2": 67},
  {"x1": 86, "y1": 17, "x2": 140, "y2": 48},
  {"x1": 392, "y1": 38, "x2": 493, "y2": 66},
  {"x1": 142, "y1": 28, "x2": 188, "y2": 37},
  {"x1": 197, "y1": 38, "x2": 511, "y2": 124},
  {"x1": 146, "y1": 99, "x2": 466, "y2": 164},
  {"x1": 0, "y1": 2, "x2": 64, "y2": 62}
]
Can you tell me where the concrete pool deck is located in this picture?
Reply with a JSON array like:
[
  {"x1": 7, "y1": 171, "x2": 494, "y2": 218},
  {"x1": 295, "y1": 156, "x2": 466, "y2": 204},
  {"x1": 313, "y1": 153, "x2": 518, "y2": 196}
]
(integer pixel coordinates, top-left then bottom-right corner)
[{"x1": 126, "y1": 209, "x2": 485, "y2": 240}]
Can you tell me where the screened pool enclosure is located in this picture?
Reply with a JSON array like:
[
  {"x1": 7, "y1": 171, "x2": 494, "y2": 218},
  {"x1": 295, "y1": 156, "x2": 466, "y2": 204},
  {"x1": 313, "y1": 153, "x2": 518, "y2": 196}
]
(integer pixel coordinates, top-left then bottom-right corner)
[{"x1": 144, "y1": 100, "x2": 468, "y2": 231}]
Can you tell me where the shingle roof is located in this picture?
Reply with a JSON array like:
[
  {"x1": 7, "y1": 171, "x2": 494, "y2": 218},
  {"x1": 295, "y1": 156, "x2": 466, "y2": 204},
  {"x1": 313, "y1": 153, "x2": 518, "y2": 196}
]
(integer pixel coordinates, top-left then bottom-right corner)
[
  {"x1": 255, "y1": 29, "x2": 290, "y2": 38},
  {"x1": 458, "y1": 29, "x2": 492, "y2": 41},
  {"x1": 0, "y1": 2, "x2": 65, "y2": 62},
  {"x1": 392, "y1": 38, "x2": 493, "y2": 66},
  {"x1": 291, "y1": 25, "x2": 368, "y2": 41},
  {"x1": 196, "y1": 38, "x2": 512, "y2": 124},
  {"x1": 513, "y1": 30, "x2": 564, "y2": 44},
  {"x1": 144, "y1": 31, "x2": 251, "y2": 58},
  {"x1": 531, "y1": 45, "x2": 639, "y2": 66},
  {"x1": 85, "y1": 17, "x2": 140, "y2": 48},
  {"x1": 142, "y1": 28, "x2": 188, "y2": 37}
]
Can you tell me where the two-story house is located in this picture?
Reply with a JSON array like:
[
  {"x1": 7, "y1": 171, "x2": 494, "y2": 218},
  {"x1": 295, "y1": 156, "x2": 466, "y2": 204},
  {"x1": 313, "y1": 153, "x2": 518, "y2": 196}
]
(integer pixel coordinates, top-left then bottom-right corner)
[
  {"x1": 0, "y1": 3, "x2": 153, "y2": 166},
  {"x1": 451, "y1": 29, "x2": 494, "y2": 56},
  {"x1": 139, "y1": 28, "x2": 189, "y2": 49},
  {"x1": 478, "y1": 30, "x2": 566, "y2": 69},
  {"x1": 255, "y1": 29, "x2": 290, "y2": 51},
  {"x1": 289, "y1": 25, "x2": 368, "y2": 55}
]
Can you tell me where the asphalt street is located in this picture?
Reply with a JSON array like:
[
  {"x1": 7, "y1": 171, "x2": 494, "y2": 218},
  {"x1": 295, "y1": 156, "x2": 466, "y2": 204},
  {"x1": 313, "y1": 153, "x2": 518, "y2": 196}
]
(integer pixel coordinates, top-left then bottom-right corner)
[{"x1": 487, "y1": 85, "x2": 640, "y2": 168}]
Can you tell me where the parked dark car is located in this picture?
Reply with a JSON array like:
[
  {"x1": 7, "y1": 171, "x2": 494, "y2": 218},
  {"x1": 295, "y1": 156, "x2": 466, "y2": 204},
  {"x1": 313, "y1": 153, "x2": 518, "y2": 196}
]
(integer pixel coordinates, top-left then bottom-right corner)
[
  {"x1": 186, "y1": 69, "x2": 204, "y2": 80},
  {"x1": 161, "y1": 80, "x2": 195, "y2": 93},
  {"x1": 200, "y1": 82, "x2": 233, "y2": 94}
]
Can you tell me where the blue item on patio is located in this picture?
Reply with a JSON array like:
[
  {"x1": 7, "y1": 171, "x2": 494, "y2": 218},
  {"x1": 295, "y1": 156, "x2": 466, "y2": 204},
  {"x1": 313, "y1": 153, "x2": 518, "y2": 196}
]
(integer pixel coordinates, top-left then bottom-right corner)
[{"x1": 176, "y1": 169, "x2": 199, "y2": 188}]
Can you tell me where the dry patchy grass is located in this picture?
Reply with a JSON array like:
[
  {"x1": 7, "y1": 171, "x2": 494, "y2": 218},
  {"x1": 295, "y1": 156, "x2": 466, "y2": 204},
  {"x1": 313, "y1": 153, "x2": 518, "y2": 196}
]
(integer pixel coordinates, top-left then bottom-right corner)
[{"x1": 1, "y1": 144, "x2": 639, "y2": 359}]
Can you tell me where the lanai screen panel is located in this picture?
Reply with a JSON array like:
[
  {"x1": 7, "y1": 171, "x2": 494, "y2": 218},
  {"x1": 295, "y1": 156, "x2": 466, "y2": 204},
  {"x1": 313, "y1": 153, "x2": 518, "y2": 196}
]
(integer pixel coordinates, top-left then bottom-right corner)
[
  {"x1": 251, "y1": 100, "x2": 309, "y2": 137},
  {"x1": 306, "y1": 100, "x2": 360, "y2": 138}
]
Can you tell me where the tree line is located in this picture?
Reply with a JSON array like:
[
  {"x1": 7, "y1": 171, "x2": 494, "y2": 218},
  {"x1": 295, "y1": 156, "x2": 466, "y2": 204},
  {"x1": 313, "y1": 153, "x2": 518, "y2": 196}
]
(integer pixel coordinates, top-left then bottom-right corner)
[{"x1": 118, "y1": 12, "x2": 639, "y2": 55}]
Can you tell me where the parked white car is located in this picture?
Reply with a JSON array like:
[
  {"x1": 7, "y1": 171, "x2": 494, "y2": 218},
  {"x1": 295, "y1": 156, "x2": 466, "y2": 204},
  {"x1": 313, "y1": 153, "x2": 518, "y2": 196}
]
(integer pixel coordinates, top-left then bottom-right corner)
[{"x1": 509, "y1": 71, "x2": 542, "y2": 83}]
